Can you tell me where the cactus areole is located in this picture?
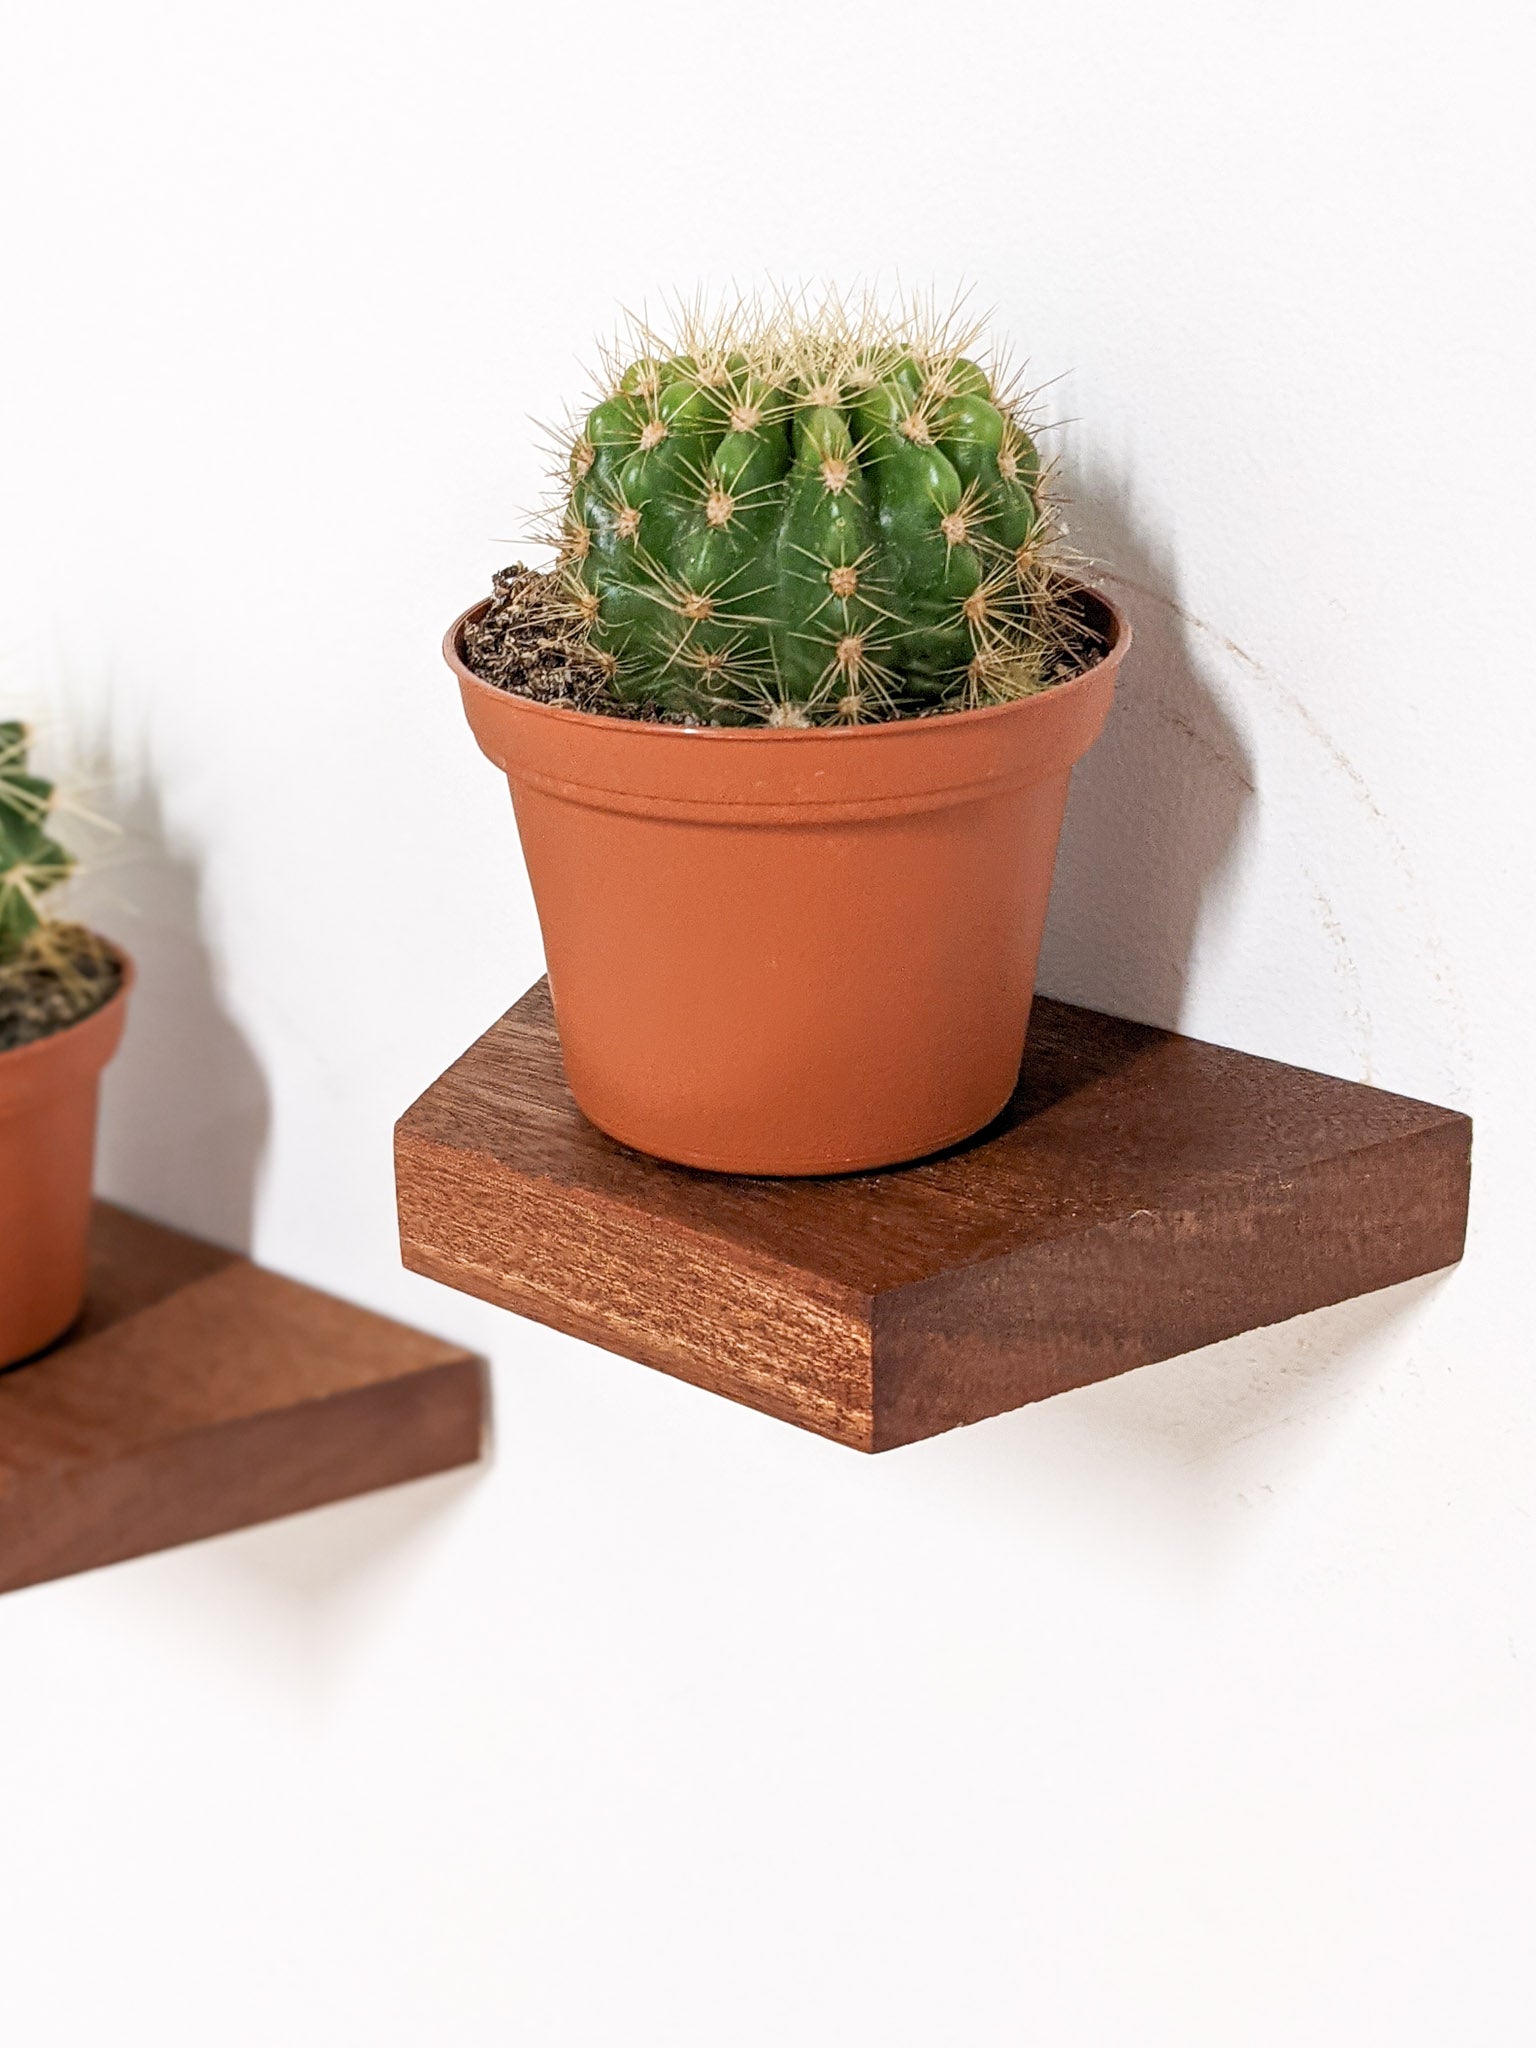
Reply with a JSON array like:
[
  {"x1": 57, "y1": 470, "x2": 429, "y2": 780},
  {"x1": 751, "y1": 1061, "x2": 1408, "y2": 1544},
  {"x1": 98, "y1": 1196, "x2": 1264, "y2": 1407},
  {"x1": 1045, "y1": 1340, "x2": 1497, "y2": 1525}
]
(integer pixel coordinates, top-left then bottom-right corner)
[
  {"x1": 446, "y1": 295, "x2": 1130, "y2": 1174},
  {"x1": 0, "y1": 721, "x2": 131, "y2": 1367}
]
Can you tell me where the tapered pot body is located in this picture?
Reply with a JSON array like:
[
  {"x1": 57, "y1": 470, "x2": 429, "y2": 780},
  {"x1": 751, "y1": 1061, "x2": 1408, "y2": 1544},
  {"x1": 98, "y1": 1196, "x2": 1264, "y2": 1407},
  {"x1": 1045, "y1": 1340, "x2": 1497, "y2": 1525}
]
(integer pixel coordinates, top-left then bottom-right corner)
[
  {"x1": 0, "y1": 958, "x2": 131, "y2": 1365},
  {"x1": 447, "y1": 592, "x2": 1127, "y2": 1174}
]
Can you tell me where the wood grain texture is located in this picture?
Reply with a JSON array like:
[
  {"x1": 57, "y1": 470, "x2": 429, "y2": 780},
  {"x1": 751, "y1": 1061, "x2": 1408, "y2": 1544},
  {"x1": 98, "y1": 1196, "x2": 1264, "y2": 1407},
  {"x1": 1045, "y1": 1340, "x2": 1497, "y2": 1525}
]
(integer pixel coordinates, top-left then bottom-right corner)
[
  {"x1": 0, "y1": 1203, "x2": 488, "y2": 1595},
  {"x1": 396, "y1": 980, "x2": 1471, "y2": 1452}
]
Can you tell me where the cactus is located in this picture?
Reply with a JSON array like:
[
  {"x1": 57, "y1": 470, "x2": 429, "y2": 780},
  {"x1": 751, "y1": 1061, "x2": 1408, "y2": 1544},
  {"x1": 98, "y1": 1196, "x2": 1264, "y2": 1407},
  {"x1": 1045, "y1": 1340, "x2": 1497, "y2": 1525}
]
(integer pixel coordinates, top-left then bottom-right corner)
[
  {"x1": 555, "y1": 295, "x2": 1075, "y2": 724},
  {"x1": 0, "y1": 722, "x2": 74, "y2": 962}
]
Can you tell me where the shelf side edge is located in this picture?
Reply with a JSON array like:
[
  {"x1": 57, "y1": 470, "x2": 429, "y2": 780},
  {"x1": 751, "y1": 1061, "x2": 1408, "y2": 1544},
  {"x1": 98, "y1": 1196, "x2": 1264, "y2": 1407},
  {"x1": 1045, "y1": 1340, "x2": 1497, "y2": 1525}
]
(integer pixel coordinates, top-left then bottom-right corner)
[
  {"x1": 869, "y1": 1113, "x2": 1472, "y2": 1449},
  {"x1": 395, "y1": 1127, "x2": 879, "y2": 1449}
]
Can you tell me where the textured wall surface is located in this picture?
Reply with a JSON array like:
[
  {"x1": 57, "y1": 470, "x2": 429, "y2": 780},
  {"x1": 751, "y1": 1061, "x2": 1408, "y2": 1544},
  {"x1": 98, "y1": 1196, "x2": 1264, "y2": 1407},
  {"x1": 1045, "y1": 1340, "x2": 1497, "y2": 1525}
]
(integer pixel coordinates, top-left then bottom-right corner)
[{"x1": 2, "y1": 4, "x2": 1531, "y2": 2043}]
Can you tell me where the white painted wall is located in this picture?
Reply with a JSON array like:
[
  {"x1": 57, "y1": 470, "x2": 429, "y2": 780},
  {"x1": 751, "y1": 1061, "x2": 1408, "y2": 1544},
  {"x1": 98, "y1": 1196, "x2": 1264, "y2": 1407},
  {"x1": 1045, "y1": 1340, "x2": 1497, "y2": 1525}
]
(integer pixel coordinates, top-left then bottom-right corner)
[{"x1": 3, "y1": 3, "x2": 1532, "y2": 2040}]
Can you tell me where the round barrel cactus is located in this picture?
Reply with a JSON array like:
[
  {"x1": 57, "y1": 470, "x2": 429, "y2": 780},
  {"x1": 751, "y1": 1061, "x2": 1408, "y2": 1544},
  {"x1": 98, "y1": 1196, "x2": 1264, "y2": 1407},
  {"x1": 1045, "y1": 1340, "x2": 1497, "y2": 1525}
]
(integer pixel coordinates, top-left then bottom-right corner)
[
  {"x1": 557, "y1": 300, "x2": 1073, "y2": 724},
  {"x1": 0, "y1": 722, "x2": 72, "y2": 961}
]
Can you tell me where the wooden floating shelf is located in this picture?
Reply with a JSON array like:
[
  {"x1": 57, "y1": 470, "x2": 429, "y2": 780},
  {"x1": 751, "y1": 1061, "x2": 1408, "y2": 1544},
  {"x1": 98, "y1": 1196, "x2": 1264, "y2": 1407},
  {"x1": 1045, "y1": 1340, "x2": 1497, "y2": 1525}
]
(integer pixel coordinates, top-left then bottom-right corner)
[
  {"x1": 395, "y1": 980, "x2": 1471, "y2": 1453},
  {"x1": 0, "y1": 1203, "x2": 487, "y2": 1596}
]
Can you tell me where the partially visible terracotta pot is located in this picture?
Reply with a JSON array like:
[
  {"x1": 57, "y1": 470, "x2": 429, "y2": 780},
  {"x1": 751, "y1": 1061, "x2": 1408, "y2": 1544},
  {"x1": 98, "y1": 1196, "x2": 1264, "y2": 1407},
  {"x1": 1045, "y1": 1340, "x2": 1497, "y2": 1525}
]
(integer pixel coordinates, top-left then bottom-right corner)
[
  {"x1": 446, "y1": 589, "x2": 1128, "y2": 1175},
  {"x1": 0, "y1": 954, "x2": 131, "y2": 1366}
]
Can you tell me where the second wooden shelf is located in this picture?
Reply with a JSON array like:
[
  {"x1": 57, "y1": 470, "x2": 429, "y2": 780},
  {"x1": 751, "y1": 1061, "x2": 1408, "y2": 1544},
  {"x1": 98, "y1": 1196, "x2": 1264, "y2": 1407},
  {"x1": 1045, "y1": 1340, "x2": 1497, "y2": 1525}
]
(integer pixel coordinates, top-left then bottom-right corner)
[{"x1": 0, "y1": 1204, "x2": 487, "y2": 1595}]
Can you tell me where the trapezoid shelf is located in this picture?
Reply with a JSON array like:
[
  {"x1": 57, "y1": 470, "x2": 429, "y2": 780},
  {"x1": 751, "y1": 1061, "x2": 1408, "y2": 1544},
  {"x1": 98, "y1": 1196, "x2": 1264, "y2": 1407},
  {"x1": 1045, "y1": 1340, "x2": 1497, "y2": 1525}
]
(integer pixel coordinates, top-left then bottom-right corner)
[
  {"x1": 0, "y1": 1203, "x2": 488, "y2": 1595},
  {"x1": 394, "y1": 980, "x2": 1470, "y2": 1453}
]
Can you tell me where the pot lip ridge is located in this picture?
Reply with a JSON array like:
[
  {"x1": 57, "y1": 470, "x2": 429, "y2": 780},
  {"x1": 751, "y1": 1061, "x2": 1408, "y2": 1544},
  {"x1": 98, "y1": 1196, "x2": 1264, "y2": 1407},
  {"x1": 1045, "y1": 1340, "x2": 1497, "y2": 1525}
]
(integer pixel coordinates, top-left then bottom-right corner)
[
  {"x1": 0, "y1": 939, "x2": 135, "y2": 1077},
  {"x1": 443, "y1": 576, "x2": 1130, "y2": 745}
]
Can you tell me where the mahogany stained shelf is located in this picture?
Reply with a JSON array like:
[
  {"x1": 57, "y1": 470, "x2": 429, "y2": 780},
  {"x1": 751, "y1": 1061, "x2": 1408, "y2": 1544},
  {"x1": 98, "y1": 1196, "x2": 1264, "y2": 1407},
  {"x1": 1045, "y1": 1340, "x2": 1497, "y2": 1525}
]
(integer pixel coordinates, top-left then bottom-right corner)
[
  {"x1": 395, "y1": 980, "x2": 1471, "y2": 1453},
  {"x1": 0, "y1": 1203, "x2": 487, "y2": 1595}
]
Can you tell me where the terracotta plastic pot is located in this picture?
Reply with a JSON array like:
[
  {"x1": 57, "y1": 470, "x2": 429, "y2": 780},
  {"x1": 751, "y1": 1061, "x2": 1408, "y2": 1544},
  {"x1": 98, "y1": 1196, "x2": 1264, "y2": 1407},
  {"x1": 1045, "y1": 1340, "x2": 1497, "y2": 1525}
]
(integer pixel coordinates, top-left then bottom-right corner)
[
  {"x1": 0, "y1": 953, "x2": 131, "y2": 1367},
  {"x1": 447, "y1": 588, "x2": 1128, "y2": 1175}
]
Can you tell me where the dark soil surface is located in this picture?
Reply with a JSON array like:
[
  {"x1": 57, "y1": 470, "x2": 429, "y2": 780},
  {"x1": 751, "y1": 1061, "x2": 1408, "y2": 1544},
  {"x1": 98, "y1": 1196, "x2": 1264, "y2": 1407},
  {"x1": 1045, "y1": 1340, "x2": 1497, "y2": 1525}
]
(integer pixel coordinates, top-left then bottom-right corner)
[
  {"x1": 462, "y1": 566, "x2": 683, "y2": 721},
  {"x1": 461, "y1": 563, "x2": 1110, "y2": 723},
  {"x1": 0, "y1": 925, "x2": 123, "y2": 1053}
]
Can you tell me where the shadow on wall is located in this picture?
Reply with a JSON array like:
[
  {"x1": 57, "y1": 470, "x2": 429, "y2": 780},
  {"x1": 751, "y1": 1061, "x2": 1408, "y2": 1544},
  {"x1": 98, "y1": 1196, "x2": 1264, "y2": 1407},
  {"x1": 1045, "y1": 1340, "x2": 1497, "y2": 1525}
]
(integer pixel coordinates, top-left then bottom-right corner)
[
  {"x1": 71, "y1": 764, "x2": 269, "y2": 1255},
  {"x1": 1038, "y1": 460, "x2": 1256, "y2": 1030},
  {"x1": 917, "y1": 1270, "x2": 1449, "y2": 1555}
]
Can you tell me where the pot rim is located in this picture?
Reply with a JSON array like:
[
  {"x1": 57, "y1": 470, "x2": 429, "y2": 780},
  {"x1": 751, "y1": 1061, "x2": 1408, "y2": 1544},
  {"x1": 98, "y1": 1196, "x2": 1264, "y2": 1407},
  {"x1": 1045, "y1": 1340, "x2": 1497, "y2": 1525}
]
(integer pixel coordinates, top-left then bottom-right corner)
[
  {"x1": 0, "y1": 938, "x2": 135, "y2": 1077},
  {"x1": 443, "y1": 576, "x2": 1129, "y2": 746}
]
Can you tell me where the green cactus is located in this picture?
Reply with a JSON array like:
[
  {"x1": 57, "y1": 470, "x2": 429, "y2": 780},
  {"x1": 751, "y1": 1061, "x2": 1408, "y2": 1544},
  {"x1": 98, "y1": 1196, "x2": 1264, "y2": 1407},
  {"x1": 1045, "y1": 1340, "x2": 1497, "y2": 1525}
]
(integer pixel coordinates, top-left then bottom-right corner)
[
  {"x1": 557, "y1": 297, "x2": 1069, "y2": 724},
  {"x1": 0, "y1": 722, "x2": 73, "y2": 962}
]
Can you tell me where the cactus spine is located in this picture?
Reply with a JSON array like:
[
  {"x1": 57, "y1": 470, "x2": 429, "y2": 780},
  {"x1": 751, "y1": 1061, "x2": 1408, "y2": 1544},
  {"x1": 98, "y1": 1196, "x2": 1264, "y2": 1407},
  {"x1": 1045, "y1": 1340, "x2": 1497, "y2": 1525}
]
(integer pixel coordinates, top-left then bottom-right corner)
[
  {"x1": 558, "y1": 296, "x2": 1068, "y2": 724},
  {"x1": 0, "y1": 723, "x2": 73, "y2": 962}
]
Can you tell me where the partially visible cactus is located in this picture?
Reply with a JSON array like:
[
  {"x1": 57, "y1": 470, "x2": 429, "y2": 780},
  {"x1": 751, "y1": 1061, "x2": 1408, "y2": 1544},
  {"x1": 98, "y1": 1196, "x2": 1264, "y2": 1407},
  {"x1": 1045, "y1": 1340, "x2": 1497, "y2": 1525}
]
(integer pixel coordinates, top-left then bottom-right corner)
[
  {"x1": 0, "y1": 722, "x2": 73, "y2": 962},
  {"x1": 556, "y1": 295, "x2": 1076, "y2": 724}
]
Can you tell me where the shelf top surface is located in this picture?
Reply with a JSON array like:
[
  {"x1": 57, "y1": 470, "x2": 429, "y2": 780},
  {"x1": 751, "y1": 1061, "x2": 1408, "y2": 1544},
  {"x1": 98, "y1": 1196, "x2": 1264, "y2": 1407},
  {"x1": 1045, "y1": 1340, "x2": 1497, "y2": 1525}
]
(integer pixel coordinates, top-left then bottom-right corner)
[{"x1": 398, "y1": 982, "x2": 1470, "y2": 1299}]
